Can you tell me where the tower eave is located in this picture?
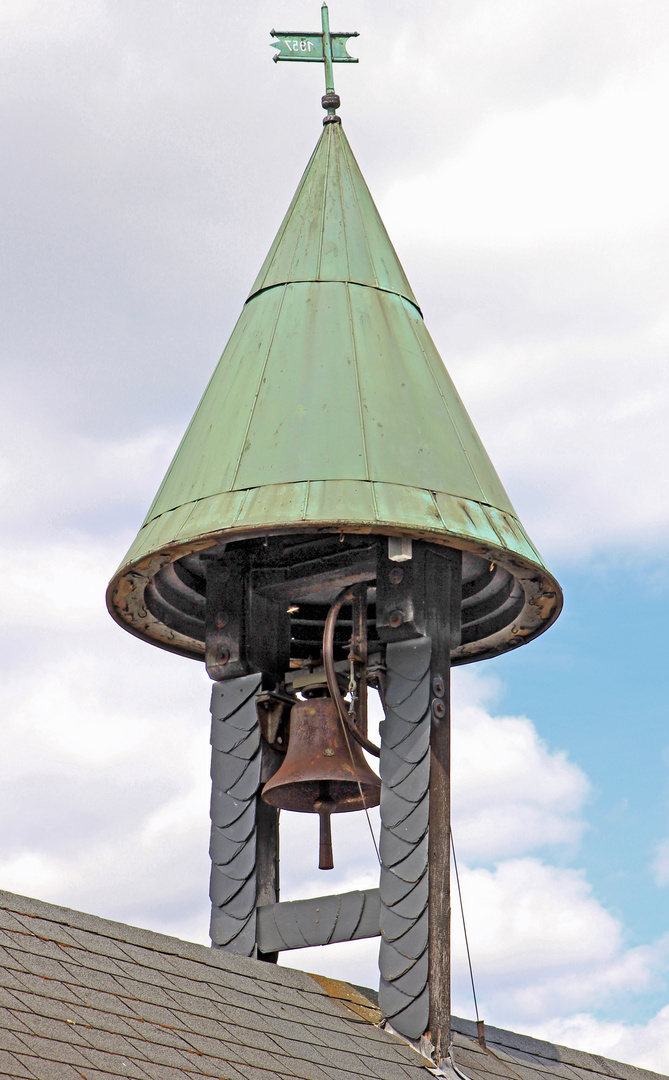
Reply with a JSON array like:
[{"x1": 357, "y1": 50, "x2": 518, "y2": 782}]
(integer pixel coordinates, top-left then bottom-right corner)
[
  {"x1": 106, "y1": 483, "x2": 562, "y2": 667},
  {"x1": 108, "y1": 122, "x2": 562, "y2": 666}
]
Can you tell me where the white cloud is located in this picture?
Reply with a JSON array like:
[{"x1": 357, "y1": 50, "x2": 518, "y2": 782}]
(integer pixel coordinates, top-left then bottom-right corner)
[
  {"x1": 443, "y1": 321, "x2": 669, "y2": 558},
  {"x1": 0, "y1": 538, "x2": 213, "y2": 940},
  {"x1": 451, "y1": 859, "x2": 662, "y2": 1021},
  {"x1": 0, "y1": 407, "x2": 180, "y2": 536},
  {"x1": 0, "y1": 541, "x2": 120, "y2": 630},
  {"x1": 385, "y1": 63, "x2": 669, "y2": 251},
  {"x1": 451, "y1": 671, "x2": 589, "y2": 860},
  {"x1": 652, "y1": 839, "x2": 669, "y2": 887},
  {"x1": 446, "y1": 675, "x2": 666, "y2": 1034}
]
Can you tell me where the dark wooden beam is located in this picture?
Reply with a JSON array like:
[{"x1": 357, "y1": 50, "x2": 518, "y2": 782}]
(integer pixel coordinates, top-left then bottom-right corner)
[
  {"x1": 425, "y1": 546, "x2": 461, "y2": 1063},
  {"x1": 256, "y1": 742, "x2": 282, "y2": 963},
  {"x1": 376, "y1": 540, "x2": 461, "y2": 1063}
]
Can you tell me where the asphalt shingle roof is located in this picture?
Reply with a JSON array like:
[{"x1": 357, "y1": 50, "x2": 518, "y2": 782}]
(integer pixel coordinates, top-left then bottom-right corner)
[{"x1": 0, "y1": 889, "x2": 666, "y2": 1080}]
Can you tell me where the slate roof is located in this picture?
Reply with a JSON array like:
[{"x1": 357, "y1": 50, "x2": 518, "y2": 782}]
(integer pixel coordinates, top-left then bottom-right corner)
[
  {"x1": 0, "y1": 888, "x2": 666, "y2": 1080},
  {"x1": 449, "y1": 1017, "x2": 668, "y2": 1080}
]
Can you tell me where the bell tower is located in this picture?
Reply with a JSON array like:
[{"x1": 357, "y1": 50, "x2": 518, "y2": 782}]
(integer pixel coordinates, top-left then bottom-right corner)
[{"x1": 107, "y1": 5, "x2": 562, "y2": 1066}]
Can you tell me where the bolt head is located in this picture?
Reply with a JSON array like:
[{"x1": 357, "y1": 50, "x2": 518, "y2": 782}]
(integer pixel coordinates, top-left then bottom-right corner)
[
  {"x1": 432, "y1": 698, "x2": 446, "y2": 719},
  {"x1": 432, "y1": 675, "x2": 445, "y2": 698}
]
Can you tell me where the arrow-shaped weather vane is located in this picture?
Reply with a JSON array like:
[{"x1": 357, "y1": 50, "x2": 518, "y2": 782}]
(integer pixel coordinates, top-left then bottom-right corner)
[{"x1": 270, "y1": 2, "x2": 359, "y2": 124}]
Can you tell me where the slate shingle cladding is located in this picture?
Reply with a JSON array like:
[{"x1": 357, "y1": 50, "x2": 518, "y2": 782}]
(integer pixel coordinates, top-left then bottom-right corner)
[{"x1": 0, "y1": 889, "x2": 666, "y2": 1080}]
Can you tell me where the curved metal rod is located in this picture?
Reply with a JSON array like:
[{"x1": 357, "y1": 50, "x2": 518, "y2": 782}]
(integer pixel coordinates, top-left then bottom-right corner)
[{"x1": 323, "y1": 585, "x2": 380, "y2": 758}]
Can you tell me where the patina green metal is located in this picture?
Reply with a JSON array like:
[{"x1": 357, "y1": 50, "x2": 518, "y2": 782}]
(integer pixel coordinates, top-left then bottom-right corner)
[
  {"x1": 107, "y1": 120, "x2": 562, "y2": 660},
  {"x1": 271, "y1": 31, "x2": 358, "y2": 66},
  {"x1": 270, "y1": 1, "x2": 359, "y2": 103},
  {"x1": 271, "y1": 34, "x2": 325, "y2": 62}
]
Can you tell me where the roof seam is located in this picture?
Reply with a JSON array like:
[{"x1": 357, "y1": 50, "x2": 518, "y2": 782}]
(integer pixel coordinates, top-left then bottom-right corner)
[
  {"x1": 345, "y1": 283, "x2": 373, "y2": 501},
  {"x1": 245, "y1": 277, "x2": 423, "y2": 316},
  {"x1": 228, "y1": 286, "x2": 289, "y2": 492},
  {"x1": 334, "y1": 123, "x2": 352, "y2": 285},
  {"x1": 480, "y1": 1041, "x2": 532, "y2": 1080},
  {"x1": 287, "y1": 130, "x2": 327, "y2": 288},
  {"x1": 253, "y1": 131, "x2": 324, "y2": 297},
  {"x1": 340, "y1": 123, "x2": 380, "y2": 291},
  {"x1": 402, "y1": 300, "x2": 489, "y2": 504},
  {"x1": 134, "y1": 484, "x2": 530, "y2": 540},
  {"x1": 300, "y1": 481, "x2": 310, "y2": 521},
  {"x1": 315, "y1": 124, "x2": 332, "y2": 278},
  {"x1": 428, "y1": 491, "x2": 449, "y2": 532}
]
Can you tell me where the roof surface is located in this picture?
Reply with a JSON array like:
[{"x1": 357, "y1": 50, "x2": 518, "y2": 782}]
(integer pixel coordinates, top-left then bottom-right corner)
[
  {"x1": 109, "y1": 122, "x2": 553, "y2": 573},
  {"x1": 115, "y1": 121, "x2": 544, "y2": 570},
  {"x1": 108, "y1": 120, "x2": 561, "y2": 662},
  {"x1": 138, "y1": 123, "x2": 519, "y2": 536},
  {"x1": 0, "y1": 888, "x2": 665, "y2": 1080}
]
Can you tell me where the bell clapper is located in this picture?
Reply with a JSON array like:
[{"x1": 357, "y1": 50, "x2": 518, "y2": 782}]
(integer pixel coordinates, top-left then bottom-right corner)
[{"x1": 314, "y1": 783, "x2": 336, "y2": 870}]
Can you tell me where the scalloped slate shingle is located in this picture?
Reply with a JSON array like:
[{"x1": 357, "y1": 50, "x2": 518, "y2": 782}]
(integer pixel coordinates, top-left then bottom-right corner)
[{"x1": 0, "y1": 889, "x2": 666, "y2": 1080}]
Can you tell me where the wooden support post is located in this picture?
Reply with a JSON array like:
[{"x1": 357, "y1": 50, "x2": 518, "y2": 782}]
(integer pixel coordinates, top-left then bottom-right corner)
[
  {"x1": 376, "y1": 541, "x2": 461, "y2": 1064},
  {"x1": 205, "y1": 553, "x2": 288, "y2": 959},
  {"x1": 425, "y1": 546, "x2": 460, "y2": 1063},
  {"x1": 256, "y1": 744, "x2": 281, "y2": 963}
]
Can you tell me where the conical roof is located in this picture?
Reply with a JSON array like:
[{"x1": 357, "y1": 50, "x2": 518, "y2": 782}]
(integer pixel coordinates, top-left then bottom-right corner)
[{"x1": 107, "y1": 123, "x2": 561, "y2": 662}]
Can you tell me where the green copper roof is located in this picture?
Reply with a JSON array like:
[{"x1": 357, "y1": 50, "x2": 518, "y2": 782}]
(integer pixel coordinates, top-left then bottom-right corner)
[
  {"x1": 108, "y1": 122, "x2": 561, "y2": 660},
  {"x1": 248, "y1": 126, "x2": 417, "y2": 305},
  {"x1": 140, "y1": 125, "x2": 516, "y2": 524}
]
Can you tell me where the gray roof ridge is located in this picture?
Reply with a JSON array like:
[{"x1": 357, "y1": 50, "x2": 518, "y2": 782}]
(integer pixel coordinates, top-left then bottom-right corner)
[
  {"x1": 452, "y1": 1015, "x2": 668, "y2": 1080},
  {"x1": 0, "y1": 887, "x2": 326, "y2": 993},
  {"x1": 3, "y1": 887, "x2": 667, "y2": 1080}
]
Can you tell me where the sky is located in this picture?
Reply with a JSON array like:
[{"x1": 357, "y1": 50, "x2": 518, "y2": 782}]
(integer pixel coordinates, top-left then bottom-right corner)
[{"x1": 1, "y1": 0, "x2": 669, "y2": 1070}]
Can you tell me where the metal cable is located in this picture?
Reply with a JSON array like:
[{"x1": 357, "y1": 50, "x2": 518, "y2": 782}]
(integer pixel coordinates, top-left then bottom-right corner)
[
  {"x1": 323, "y1": 586, "x2": 380, "y2": 757},
  {"x1": 451, "y1": 830, "x2": 481, "y2": 1024},
  {"x1": 337, "y1": 707, "x2": 381, "y2": 867}
]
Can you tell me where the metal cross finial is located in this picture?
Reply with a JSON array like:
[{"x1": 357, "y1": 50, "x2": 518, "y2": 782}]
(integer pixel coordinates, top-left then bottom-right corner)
[{"x1": 270, "y1": 3, "x2": 359, "y2": 124}]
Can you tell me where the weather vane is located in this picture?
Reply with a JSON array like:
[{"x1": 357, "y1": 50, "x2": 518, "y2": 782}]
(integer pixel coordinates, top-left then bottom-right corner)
[{"x1": 270, "y1": 2, "x2": 359, "y2": 123}]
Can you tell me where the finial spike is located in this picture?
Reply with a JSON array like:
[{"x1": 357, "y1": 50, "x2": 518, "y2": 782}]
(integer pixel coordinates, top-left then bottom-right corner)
[{"x1": 321, "y1": 2, "x2": 335, "y2": 98}]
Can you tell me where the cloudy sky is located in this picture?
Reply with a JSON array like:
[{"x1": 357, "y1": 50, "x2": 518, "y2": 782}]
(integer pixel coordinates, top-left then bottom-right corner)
[{"x1": 1, "y1": 0, "x2": 669, "y2": 1071}]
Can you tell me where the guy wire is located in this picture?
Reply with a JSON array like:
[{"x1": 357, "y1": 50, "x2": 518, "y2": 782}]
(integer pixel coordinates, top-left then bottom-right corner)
[
  {"x1": 451, "y1": 830, "x2": 480, "y2": 1024},
  {"x1": 338, "y1": 712, "x2": 381, "y2": 866}
]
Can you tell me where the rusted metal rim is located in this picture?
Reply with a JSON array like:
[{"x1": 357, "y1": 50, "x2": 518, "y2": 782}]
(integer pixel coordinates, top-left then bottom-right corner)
[{"x1": 106, "y1": 524, "x2": 562, "y2": 668}]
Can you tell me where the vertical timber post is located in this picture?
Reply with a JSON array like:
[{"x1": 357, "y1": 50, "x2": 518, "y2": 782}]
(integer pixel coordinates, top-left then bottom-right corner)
[
  {"x1": 377, "y1": 541, "x2": 461, "y2": 1063},
  {"x1": 426, "y1": 546, "x2": 460, "y2": 1062},
  {"x1": 205, "y1": 556, "x2": 288, "y2": 959},
  {"x1": 256, "y1": 746, "x2": 282, "y2": 963}
]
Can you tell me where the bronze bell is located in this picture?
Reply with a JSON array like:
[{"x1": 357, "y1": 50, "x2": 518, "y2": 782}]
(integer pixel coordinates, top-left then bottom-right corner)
[{"x1": 261, "y1": 695, "x2": 381, "y2": 870}]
